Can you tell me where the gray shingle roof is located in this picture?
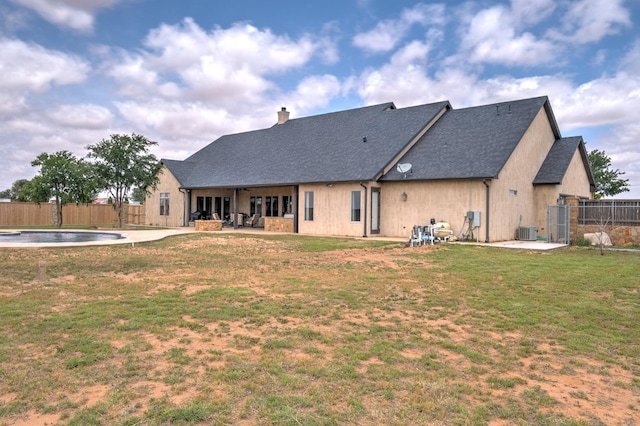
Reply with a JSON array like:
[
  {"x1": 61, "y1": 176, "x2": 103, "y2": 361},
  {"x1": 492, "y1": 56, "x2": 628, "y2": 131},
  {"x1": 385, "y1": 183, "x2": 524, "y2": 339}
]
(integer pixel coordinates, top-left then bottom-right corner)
[
  {"x1": 534, "y1": 136, "x2": 587, "y2": 185},
  {"x1": 381, "y1": 96, "x2": 551, "y2": 181},
  {"x1": 161, "y1": 159, "x2": 197, "y2": 185},
  {"x1": 163, "y1": 101, "x2": 450, "y2": 188},
  {"x1": 162, "y1": 96, "x2": 588, "y2": 190}
]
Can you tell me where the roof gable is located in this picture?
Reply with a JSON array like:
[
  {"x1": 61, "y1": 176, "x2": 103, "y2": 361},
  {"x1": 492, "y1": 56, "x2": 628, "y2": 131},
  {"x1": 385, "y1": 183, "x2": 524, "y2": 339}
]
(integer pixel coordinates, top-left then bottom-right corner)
[
  {"x1": 161, "y1": 159, "x2": 197, "y2": 186},
  {"x1": 534, "y1": 136, "x2": 595, "y2": 188},
  {"x1": 381, "y1": 96, "x2": 550, "y2": 181}
]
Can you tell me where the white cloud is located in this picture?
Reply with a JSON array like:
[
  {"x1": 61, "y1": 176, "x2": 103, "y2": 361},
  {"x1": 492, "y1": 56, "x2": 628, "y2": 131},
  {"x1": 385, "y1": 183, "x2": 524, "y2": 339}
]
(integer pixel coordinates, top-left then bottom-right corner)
[
  {"x1": 105, "y1": 18, "x2": 329, "y2": 106},
  {"x1": 103, "y1": 19, "x2": 341, "y2": 139},
  {"x1": 510, "y1": 0, "x2": 557, "y2": 26},
  {"x1": 106, "y1": 52, "x2": 179, "y2": 98},
  {"x1": 113, "y1": 99, "x2": 251, "y2": 140},
  {"x1": 353, "y1": 3, "x2": 445, "y2": 53},
  {"x1": 9, "y1": 0, "x2": 125, "y2": 32},
  {"x1": 0, "y1": 112, "x2": 124, "y2": 187},
  {"x1": 458, "y1": 0, "x2": 632, "y2": 69},
  {"x1": 46, "y1": 104, "x2": 114, "y2": 129},
  {"x1": 0, "y1": 38, "x2": 90, "y2": 114},
  {"x1": 285, "y1": 74, "x2": 342, "y2": 113},
  {"x1": 552, "y1": 42, "x2": 640, "y2": 130},
  {"x1": 0, "y1": 38, "x2": 89, "y2": 91},
  {"x1": 460, "y1": 4, "x2": 561, "y2": 66},
  {"x1": 355, "y1": 39, "x2": 479, "y2": 107},
  {"x1": 144, "y1": 19, "x2": 316, "y2": 74},
  {"x1": 547, "y1": 0, "x2": 631, "y2": 44}
]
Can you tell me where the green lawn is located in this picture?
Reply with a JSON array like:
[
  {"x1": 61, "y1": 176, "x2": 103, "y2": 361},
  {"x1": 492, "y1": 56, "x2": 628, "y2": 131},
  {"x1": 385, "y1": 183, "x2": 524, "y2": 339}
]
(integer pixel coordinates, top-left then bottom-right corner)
[{"x1": 0, "y1": 233, "x2": 638, "y2": 425}]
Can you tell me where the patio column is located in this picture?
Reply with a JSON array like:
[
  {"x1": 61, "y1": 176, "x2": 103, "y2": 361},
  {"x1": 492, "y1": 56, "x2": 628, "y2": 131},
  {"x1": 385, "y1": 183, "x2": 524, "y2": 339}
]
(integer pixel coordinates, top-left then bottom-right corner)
[{"x1": 233, "y1": 188, "x2": 239, "y2": 230}]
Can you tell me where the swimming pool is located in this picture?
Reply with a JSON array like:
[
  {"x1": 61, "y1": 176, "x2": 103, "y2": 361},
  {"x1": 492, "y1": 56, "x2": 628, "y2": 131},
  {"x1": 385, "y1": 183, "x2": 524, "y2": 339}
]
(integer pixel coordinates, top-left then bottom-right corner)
[{"x1": 0, "y1": 231, "x2": 123, "y2": 243}]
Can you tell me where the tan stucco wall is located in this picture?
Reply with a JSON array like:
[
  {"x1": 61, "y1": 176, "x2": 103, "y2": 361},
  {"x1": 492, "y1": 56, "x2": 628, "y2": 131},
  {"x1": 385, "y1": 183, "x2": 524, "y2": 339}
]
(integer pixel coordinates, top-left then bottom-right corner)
[
  {"x1": 532, "y1": 149, "x2": 593, "y2": 236},
  {"x1": 378, "y1": 180, "x2": 486, "y2": 239},
  {"x1": 297, "y1": 181, "x2": 488, "y2": 240},
  {"x1": 532, "y1": 185, "x2": 557, "y2": 237},
  {"x1": 559, "y1": 150, "x2": 592, "y2": 197},
  {"x1": 297, "y1": 183, "x2": 369, "y2": 237},
  {"x1": 486, "y1": 107, "x2": 557, "y2": 241},
  {"x1": 145, "y1": 166, "x2": 186, "y2": 227}
]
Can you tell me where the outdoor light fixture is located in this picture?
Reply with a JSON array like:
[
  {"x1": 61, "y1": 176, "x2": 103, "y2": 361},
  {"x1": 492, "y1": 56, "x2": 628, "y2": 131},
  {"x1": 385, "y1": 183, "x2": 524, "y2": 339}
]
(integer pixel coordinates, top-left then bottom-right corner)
[{"x1": 401, "y1": 192, "x2": 407, "y2": 201}]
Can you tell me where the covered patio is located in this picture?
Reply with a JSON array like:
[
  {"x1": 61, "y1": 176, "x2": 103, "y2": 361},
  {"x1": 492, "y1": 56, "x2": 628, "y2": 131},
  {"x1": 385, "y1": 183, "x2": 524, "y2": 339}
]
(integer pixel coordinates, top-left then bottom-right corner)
[{"x1": 186, "y1": 185, "x2": 298, "y2": 233}]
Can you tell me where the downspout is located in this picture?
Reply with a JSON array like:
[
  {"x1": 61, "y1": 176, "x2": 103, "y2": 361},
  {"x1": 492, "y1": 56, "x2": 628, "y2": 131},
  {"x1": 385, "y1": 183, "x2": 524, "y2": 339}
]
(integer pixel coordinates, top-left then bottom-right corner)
[
  {"x1": 359, "y1": 182, "x2": 368, "y2": 238},
  {"x1": 482, "y1": 179, "x2": 490, "y2": 242}
]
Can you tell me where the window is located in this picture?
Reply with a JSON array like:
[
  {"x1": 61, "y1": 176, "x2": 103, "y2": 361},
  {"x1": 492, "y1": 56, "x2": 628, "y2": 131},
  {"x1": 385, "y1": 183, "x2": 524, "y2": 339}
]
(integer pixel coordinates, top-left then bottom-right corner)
[
  {"x1": 196, "y1": 196, "x2": 212, "y2": 217},
  {"x1": 371, "y1": 188, "x2": 380, "y2": 233},
  {"x1": 282, "y1": 195, "x2": 292, "y2": 215},
  {"x1": 223, "y1": 197, "x2": 230, "y2": 220},
  {"x1": 351, "y1": 191, "x2": 361, "y2": 222},
  {"x1": 265, "y1": 196, "x2": 279, "y2": 217},
  {"x1": 509, "y1": 189, "x2": 518, "y2": 196},
  {"x1": 304, "y1": 191, "x2": 314, "y2": 221},
  {"x1": 250, "y1": 196, "x2": 262, "y2": 216},
  {"x1": 160, "y1": 192, "x2": 170, "y2": 216}
]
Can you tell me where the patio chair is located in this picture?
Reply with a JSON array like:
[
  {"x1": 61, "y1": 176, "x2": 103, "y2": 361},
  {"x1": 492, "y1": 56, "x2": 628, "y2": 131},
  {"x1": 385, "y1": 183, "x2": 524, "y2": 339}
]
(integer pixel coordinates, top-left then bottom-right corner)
[{"x1": 245, "y1": 214, "x2": 260, "y2": 227}]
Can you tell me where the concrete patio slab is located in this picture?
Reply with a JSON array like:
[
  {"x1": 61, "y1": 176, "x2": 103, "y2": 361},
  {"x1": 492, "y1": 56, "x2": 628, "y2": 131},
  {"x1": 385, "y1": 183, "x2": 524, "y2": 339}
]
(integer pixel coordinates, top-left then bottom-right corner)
[{"x1": 473, "y1": 240, "x2": 567, "y2": 250}]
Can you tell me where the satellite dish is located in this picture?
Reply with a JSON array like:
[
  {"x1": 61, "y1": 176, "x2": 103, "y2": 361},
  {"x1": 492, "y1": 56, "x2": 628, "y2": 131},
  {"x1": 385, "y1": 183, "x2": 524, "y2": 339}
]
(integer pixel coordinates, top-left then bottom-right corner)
[{"x1": 396, "y1": 163, "x2": 412, "y2": 173}]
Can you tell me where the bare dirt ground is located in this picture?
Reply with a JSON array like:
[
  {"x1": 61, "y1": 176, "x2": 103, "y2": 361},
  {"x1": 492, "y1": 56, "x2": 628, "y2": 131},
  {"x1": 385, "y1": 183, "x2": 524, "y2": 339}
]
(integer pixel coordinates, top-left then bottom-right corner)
[{"x1": 2, "y1": 238, "x2": 639, "y2": 425}]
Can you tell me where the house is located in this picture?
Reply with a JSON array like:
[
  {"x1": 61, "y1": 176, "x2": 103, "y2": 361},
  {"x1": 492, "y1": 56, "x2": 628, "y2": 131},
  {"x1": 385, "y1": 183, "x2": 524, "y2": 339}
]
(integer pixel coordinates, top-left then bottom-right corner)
[{"x1": 146, "y1": 96, "x2": 594, "y2": 242}]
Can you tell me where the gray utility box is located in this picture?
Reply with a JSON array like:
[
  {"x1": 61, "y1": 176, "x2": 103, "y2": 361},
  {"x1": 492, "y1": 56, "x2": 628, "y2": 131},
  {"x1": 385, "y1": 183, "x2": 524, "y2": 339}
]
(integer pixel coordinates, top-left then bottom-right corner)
[
  {"x1": 516, "y1": 226, "x2": 538, "y2": 241},
  {"x1": 467, "y1": 211, "x2": 481, "y2": 227}
]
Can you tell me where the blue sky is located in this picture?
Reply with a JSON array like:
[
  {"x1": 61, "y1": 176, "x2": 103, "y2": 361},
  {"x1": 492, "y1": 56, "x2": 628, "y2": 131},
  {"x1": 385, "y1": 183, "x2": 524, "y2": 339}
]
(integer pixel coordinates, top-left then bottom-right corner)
[{"x1": 1, "y1": 0, "x2": 639, "y2": 198}]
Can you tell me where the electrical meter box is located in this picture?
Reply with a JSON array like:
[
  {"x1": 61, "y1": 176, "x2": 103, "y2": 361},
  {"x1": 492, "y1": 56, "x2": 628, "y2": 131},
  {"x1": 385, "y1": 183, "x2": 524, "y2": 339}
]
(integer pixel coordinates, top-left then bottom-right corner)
[{"x1": 467, "y1": 211, "x2": 481, "y2": 227}]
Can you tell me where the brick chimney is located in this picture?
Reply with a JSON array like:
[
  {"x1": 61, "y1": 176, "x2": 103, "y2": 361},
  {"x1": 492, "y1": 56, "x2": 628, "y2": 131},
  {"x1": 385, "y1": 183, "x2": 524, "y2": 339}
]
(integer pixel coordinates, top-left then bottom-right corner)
[{"x1": 277, "y1": 107, "x2": 290, "y2": 124}]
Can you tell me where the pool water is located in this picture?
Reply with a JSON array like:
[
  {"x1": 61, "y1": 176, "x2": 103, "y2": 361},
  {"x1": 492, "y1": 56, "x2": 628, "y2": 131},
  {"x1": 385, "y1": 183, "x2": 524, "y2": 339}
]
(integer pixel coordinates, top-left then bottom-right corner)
[{"x1": 0, "y1": 231, "x2": 123, "y2": 243}]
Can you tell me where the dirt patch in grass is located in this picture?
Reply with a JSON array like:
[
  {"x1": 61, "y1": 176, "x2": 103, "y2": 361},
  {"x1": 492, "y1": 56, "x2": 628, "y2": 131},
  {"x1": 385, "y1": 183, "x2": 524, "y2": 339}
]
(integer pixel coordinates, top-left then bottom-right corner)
[{"x1": 0, "y1": 234, "x2": 638, "y2": 425}]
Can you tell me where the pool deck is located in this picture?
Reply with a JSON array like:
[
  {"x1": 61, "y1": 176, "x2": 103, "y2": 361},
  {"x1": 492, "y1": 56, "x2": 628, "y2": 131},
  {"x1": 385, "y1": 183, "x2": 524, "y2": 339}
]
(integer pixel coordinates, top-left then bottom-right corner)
[{"x1": 0, "y1": 228, "x2": 196, "y2": 248}]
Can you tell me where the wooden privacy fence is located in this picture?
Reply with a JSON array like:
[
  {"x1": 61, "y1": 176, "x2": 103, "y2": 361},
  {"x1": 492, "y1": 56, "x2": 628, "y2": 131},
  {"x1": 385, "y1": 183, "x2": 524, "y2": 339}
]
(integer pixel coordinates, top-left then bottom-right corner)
[
  {"x1": 127, "y1": 204, "x2": 145, "y2": 225},
  {"x1": 0, "y1": 202, "x2": 52, "y2": 226},
  {"x1": 577, "y1": 200, "x2": 640, "y2": 226},
  {"x1": 0, "y1": 202, "x2": 145, "y2": 227},
  {"x1": 562, "y1": 197, "x2": 640, "y2": 246}
]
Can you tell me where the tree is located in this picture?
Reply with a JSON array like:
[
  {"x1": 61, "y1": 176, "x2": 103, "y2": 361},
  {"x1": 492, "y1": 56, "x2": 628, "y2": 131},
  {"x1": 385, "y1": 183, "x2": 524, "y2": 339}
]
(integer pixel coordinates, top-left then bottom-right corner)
[
  {"x1": 588, "y1": 149, "x2": 629, "y2": 199},
  {"x1": 87, "y1": 134, "x2": 161, "y2": 228},
  {"x1": 21, "y1": 177, "x2": 51, "y2": 204},
  {"x1": 131, "y1": 186, "x2": 148, "y2": 204},
  {"x1": 29, "y1": 151, "x2": 98, "y2": 227},
  {"x1": 1, "y1": 178, "x2": 32, "y2": 201}
]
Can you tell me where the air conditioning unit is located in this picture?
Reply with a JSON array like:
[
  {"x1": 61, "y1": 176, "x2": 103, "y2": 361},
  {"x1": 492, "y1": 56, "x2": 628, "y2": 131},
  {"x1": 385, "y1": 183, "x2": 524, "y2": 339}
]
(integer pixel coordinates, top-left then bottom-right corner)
[{"x1": 517, "y1": 226, "x2": 537, "y2": 241}]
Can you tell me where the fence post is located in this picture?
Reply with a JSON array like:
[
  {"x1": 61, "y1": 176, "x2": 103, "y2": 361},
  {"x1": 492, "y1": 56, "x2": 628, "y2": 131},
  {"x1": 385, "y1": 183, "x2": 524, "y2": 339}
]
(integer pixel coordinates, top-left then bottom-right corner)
[
  {"x1": 565, "y1": 196, "x2": 580, "y2": 243},
  {"x1": 611, "y1": 200, "x2": 615, "y2": 227}
]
